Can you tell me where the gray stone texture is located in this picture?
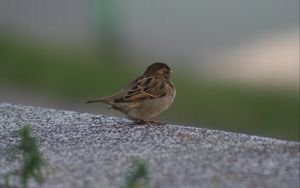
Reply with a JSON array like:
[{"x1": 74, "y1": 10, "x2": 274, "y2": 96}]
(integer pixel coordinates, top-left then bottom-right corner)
[{"x1": 0, "y1": 103, "x2": 299, "y2": 188}]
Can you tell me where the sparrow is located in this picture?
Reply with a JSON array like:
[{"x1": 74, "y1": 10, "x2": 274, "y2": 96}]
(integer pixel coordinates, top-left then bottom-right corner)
[{"x1": 86, "y1": 62, "x2": 176, "y2": 124}]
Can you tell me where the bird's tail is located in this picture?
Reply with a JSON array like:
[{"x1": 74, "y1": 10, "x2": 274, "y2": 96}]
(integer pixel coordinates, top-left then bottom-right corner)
[
  {"x1": 85, "y1": 97, "x2": 111, "y2": 104},
  {"x1": 85, "y1": 98, "x2": 110, "y2": 104},
  {"x1": 86, "y1": 99, "x2": 102, "y2": 104}
]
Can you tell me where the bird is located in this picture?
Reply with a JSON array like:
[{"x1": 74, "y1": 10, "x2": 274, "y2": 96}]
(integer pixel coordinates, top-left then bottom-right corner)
[{"x1": 86, "y1": 62, "x2": 176, "y2": 124}]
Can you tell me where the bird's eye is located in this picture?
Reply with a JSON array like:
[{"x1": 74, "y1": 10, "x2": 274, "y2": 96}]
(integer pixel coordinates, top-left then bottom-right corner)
[{"x1": 165, "y1": 69, "x2": 170, "y2": 74}]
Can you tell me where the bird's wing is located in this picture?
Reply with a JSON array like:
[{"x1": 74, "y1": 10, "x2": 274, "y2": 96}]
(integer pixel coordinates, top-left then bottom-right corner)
[{"x1": 113, "y1": 75, "x2": 167, "y2": 103}]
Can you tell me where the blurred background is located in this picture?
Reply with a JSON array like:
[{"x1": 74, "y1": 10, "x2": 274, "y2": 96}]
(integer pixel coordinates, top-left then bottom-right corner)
[{"x1": 0, "y1": 0, "x2": 298, "y2": 141}]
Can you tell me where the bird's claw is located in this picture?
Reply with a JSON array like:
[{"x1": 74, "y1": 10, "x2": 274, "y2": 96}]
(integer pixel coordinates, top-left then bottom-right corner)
[{"x1": 135, "y1": 120, "x2": 166, "y2": 125}]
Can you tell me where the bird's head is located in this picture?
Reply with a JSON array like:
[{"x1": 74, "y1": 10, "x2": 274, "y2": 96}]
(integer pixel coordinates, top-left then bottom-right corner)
[{"x1": 144, "y1": 62, "x2": 172, "y2": 79}]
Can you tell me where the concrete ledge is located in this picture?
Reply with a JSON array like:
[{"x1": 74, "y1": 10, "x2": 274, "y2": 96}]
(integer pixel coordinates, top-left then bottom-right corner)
[{"x1": 0, "y1": 103, "x2": 299, "y2": 188}]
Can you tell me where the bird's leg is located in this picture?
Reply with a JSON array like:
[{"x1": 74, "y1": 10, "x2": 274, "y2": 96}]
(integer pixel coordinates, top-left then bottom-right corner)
[
  {"x1": 136, "y1": 120, "x2": 147, "y2": 125},
  {"x1": 133, "y1": 120, "x2": 166, "y2": 125},
  {"x1": 146, "y1": 120, "x2": 166, "y2": 125}
]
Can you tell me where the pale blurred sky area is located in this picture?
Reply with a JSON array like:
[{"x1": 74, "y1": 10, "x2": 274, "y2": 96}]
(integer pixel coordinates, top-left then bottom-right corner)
[{"x1": 0, "y1": 0, "x2": 299, "y2": 86}]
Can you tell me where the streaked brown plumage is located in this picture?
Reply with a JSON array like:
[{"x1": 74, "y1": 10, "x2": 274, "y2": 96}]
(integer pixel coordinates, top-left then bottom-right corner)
[{"x1": 86, "y1": 62, "x2": 176, "y2": 124}]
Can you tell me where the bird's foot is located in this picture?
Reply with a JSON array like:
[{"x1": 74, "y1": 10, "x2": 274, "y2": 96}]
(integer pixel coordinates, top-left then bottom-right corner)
[{"x1": 135, "y1": 120, "x2": 166, "y2": 125}]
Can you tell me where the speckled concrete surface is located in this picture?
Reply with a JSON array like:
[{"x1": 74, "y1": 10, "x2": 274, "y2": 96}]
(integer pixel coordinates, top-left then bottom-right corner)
[{"x1": 0, "y1": 103, "x2": 299, "y2": 188}]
